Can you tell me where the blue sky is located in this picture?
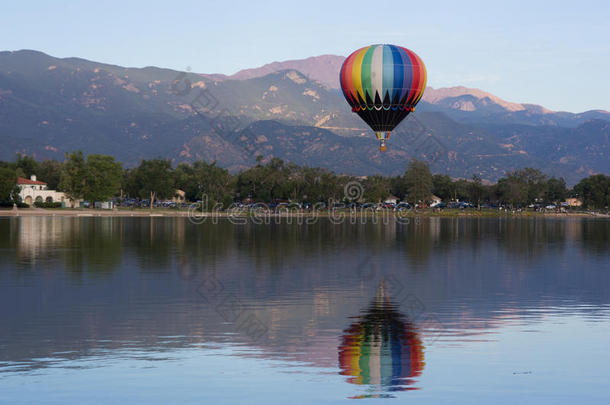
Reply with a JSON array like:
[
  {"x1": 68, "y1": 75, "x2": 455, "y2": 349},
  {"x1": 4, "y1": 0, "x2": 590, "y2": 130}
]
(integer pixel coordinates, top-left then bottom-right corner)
[{"x1": 2, "y1": 0, "x2": 609, "y2": 112}]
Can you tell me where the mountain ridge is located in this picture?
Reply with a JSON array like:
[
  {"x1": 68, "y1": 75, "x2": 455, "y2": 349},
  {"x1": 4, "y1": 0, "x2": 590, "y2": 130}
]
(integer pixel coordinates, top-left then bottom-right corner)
[
  {"x1": 0, "y1": 49, "x2": 608, "y2": 185},
  {"x1": 198, "y1": 52, "x2": 608, "y2": 117}
]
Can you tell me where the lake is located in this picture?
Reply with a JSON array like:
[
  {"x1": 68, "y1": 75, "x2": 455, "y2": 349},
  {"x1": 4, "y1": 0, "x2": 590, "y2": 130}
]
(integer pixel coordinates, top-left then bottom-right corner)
[{"x1": 0, "y1": 216, "x2": 609, "y2": 403}]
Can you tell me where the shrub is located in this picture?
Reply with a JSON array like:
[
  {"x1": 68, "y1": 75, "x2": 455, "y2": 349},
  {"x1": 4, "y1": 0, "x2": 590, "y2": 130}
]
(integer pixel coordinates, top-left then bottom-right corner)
[{"x1": 33, "y1": 201, "x2": 63, "y2": 208}]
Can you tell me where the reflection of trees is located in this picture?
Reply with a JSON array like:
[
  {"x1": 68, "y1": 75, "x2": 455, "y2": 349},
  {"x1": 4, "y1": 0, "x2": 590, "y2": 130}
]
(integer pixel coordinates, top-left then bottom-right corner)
[
  {"x1": 580, "y1": 219, "x2": 609, "y2": 255},
  {"x1": 338, "y1": 283, "x2": 424, "y2": 397},
  {"x1": 396, "y1": 217, "x2": 441, "y2": 266},
  {"x1": 130, "y1": 217, "x2": 184, "y2": 272},
  {"x1": 60, "y1": 218, "x2": 123, "y2": 273},
  {"x1": 9, "y1": 216, "x2": 607, "y2": 280},
  {"x1": 0, "y1": 218, "x2": 17, "y2": 266},
  {"x1": 13, "y1": 217, "x2": 122, "y2": 273},
  {"x1": 496, "y1": 218, "x2": 566, "y2": 260}
]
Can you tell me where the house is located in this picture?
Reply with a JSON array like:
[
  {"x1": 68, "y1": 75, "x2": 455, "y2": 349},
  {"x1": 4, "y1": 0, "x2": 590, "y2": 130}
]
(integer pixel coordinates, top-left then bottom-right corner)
[
  {"x1": 431, "y1": 194, "x2": 442, "y2": 205},
  {"x1": 17, "y1": 175, "x2": 81, "y2": 208},
  {"x1": 172, "y1": 189, "x2": 186, "y2": 204},
  {"x1": 384, "y1": 195, "x2": 399, "y2": 204},
  {"x1": 564, "y1": 198, "x2": 583, "y2": 207}
]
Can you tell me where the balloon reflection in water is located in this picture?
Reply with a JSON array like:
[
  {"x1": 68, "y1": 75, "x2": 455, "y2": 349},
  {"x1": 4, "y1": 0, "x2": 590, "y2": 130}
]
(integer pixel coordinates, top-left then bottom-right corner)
[{"x1": 338, "y1": 283, "x2": 425, "y2": 397}]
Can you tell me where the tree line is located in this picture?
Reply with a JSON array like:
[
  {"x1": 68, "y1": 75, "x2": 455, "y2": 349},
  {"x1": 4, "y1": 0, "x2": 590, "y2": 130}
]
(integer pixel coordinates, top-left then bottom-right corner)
[{"x1": 1, "y1": 152, "x2": 608, "y2": 209}]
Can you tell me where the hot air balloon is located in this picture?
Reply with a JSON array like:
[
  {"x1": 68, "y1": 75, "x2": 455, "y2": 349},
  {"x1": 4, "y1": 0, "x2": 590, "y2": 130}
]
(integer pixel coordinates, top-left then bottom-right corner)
[
  {"x1": 340, "y1": 44, "x2": 427, "y2": 152},
  {"x1": 338, "y1": 283, "x2": 425, "y2": 397}
]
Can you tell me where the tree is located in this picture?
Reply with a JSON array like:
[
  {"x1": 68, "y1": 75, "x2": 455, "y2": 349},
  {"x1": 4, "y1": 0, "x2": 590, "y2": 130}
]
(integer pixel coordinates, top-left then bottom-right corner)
[
  {"x1": 520, "y1": 168, "x2": 548, "y2": 203},
  {"x1": 404, "y1": 159, "x2": 432, "y2": 205},
  {"x1": 15, "y1": 154, "x2": 39, "y2": 178},
  {"x1": 280, "y1": 164, "x2": 308, "y2": 202},
  {"x1": 545, "y1": 177, "x2": 567, "y2": 204},
  {"x1": 131, "y1": 159, "x2": 174, "y2": 208},
  {"x1": 389, "y1": 175, "x2": 408, "y2": 200},
  {"x1": 236, "y1": 163, "x2": 268, "y2": 201},
  {"x1": 36, "y1": 159, "x2": 62, "y2": 190},
  {"x1": 173, "y1": 163, "x2": 196, "y2": 200},
  {"x1": 175, "y1": 161, "x2": 234, "y2": 206},
  {"x1": 573, "y1": 174, "x2": 610, "y2": 209},
  {"x1": 496, "y1": 175, "x2": 527, "y2": 207},
  {"x1": 84, "y1": 154, "x2": 123, "y2": 202},
  {"x1": 59, "y1": 151, "x2": 87, "y2": 199},
  {"x1": 432, "y1": 174, "x2": 454, "y2": 202},
  {"x1": 453, "y1": 179, "x2": 471, "y2": 202},
  {"x1": 300, "y1": 167, "x2": 341, "y2": 202},
  {"x1": 468, "y1": 175, "x2": 485, "y2": 208},
  {"x1": 262, "y1": 158, "x2": 289, "y2": 201},
  {"x1": 0, "y1": 167, "x2": 18, "y2": 203},
  {"x1": 496, "y1": 168, "x2": 548, "y2": 207},
  {"x1": 363, "y1": 175, "x2": 391, "y2": 203},
  {"x1": 236, "y1": 158, "x2": 291, "y2": 202}
]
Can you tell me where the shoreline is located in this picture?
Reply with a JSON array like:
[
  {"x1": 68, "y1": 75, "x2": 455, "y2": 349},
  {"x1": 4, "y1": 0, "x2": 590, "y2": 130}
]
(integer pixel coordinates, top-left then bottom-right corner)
[{"x1": 1, "y1": 208, "x2": 607, "y2": 218}]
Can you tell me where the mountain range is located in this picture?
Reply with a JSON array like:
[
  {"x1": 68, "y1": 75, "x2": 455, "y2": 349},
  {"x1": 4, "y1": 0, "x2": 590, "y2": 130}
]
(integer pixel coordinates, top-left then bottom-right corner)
[{"x1": 0, "y1": 49, "x2": 608, "y2": 184}]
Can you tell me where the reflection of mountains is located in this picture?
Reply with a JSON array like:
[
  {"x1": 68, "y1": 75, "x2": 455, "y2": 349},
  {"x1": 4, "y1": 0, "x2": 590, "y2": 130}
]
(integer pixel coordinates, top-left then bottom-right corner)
[{"x1": 0, "y1": 217, "x2": 608, "y2": 372}]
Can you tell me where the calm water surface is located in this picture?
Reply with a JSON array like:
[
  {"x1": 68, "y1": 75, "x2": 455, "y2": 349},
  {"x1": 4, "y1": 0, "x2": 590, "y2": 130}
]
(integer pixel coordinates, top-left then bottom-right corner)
[{"x1": 0, "y1": 216, "x2": 609, "y2": 403}]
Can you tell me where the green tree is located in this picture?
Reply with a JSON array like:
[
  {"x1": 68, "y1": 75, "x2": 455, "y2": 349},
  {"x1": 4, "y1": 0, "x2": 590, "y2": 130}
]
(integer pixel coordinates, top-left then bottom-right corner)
[
  {"x1": 59, "y1": 151, "x2": 87, "y2": 199},
  {"x1": 236, "y1": 162, "x2": 267, "y2": 201},
  {"x1": 262, "y1": 158, "x2": 289, "y2": 201},
  {"x1": 573, "y1": 174, "x2": 610, "y2": 209},
  {"x1": 236, "y1": 158, "x2": 291, "y2": 202},
  {"x1": 280, "y1": 164, "x2": 307, "y2": 202},
  {"x1": 452, "y1": 179, "x2": 471, "y2": 201},
  {"x1": 432, "y1": 174, "x2": 454, "y2": 202},
  {"x1": 37, "y1": 159, "x2": 62, "y2": 190},
  {"x1": 496, "y1": 168, "x2": 548, "y2": 207},
  {"x1": 545, "y1": 177, "x2": 567, "y2": 203},
  {"x1": 496, "y1": 175, "x2": 527, "y2": 207},
  {"x1": 389, "y1": 175, "x2": 408, "y2": 200},
  {"x1": 520, "y1": 168, "x2": 549, "y2": 203},
  {"x1": 299, "y1": 167, "x2": 341, "y2": 202},
  {"x1": 468, "y1": 175, "x2": 485, "y2": 208},
  {"x1": 177, "y1": 161, "x2": 234, "y2": 206},
  {"x1": 363, "y1": 175, "x2": 391, "y2": 203},
  {"x1": 15, "y1": 154, "x2": 39, "y2": 178},
  {"x1": 84, "y1": 154, "x2": 123, "y2": 202},
  {"x1": 0, "y1": 167, "x2": 18, "y2": 203},
  {"x1": 131, "y1": 159, "x2": 174, "y2": 208},
  {"x1": 404, "y1": 159, "x2": 433, "y2": 205},
  {"x1": 173, "y1": 163, "x2": 196, "y2": 200}
]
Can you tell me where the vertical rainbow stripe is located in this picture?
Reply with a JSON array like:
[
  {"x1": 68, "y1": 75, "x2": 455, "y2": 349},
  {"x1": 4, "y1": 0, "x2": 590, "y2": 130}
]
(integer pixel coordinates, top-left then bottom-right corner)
[
  {"x1": 338, "y1": 284, "x2": 425, "y2": 391},
  {"x1": 340, "y1": 44, "x2": 427, "y2": 112}
]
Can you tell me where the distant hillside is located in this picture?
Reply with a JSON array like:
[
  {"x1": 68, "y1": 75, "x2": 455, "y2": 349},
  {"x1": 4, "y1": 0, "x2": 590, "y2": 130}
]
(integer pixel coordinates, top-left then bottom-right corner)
[
  {"x1": 200, "y1": 53, "x2": 610, "y2": 127},
  {"x1": 418, "y1": 87, "x2": 610, "y2": 128},
  {"x1": 201, "y1": 55, "x2": 345, "y2": 89},
  {"x1": 0, "y1": 50, "x2": 608, "y2": 184}
]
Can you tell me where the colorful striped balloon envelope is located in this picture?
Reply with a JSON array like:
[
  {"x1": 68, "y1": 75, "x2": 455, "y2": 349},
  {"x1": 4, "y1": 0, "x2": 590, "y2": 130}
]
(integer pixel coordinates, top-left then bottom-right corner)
[{"x1": 340, "y1": 44, "x2": 427, "y2": 151}]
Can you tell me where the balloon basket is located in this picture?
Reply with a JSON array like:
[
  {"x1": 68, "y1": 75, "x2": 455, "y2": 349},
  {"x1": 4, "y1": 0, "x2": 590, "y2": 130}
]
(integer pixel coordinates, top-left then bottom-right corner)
[{"x1": 379, "y1": 139, "x2": 387, "y2": 152}]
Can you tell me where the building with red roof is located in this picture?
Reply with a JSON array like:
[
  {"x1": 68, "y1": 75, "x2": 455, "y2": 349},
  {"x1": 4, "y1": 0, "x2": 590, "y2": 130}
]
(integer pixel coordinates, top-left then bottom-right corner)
[{"x1": 17, "y1": 175, "x2": 80, "y2": 207}]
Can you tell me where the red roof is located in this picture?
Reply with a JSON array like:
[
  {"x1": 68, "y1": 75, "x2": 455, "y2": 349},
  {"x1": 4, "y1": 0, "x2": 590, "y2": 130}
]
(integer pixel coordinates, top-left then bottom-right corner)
[{"x1": 17, "y1": 177, "x2": 47, "y2": 185}]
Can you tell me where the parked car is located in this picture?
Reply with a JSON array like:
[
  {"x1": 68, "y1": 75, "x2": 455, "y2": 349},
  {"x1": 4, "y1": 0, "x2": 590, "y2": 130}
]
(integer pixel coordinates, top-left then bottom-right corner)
[{"x1": 396, "y1": 202, "x2": 411, "y2": 210}]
